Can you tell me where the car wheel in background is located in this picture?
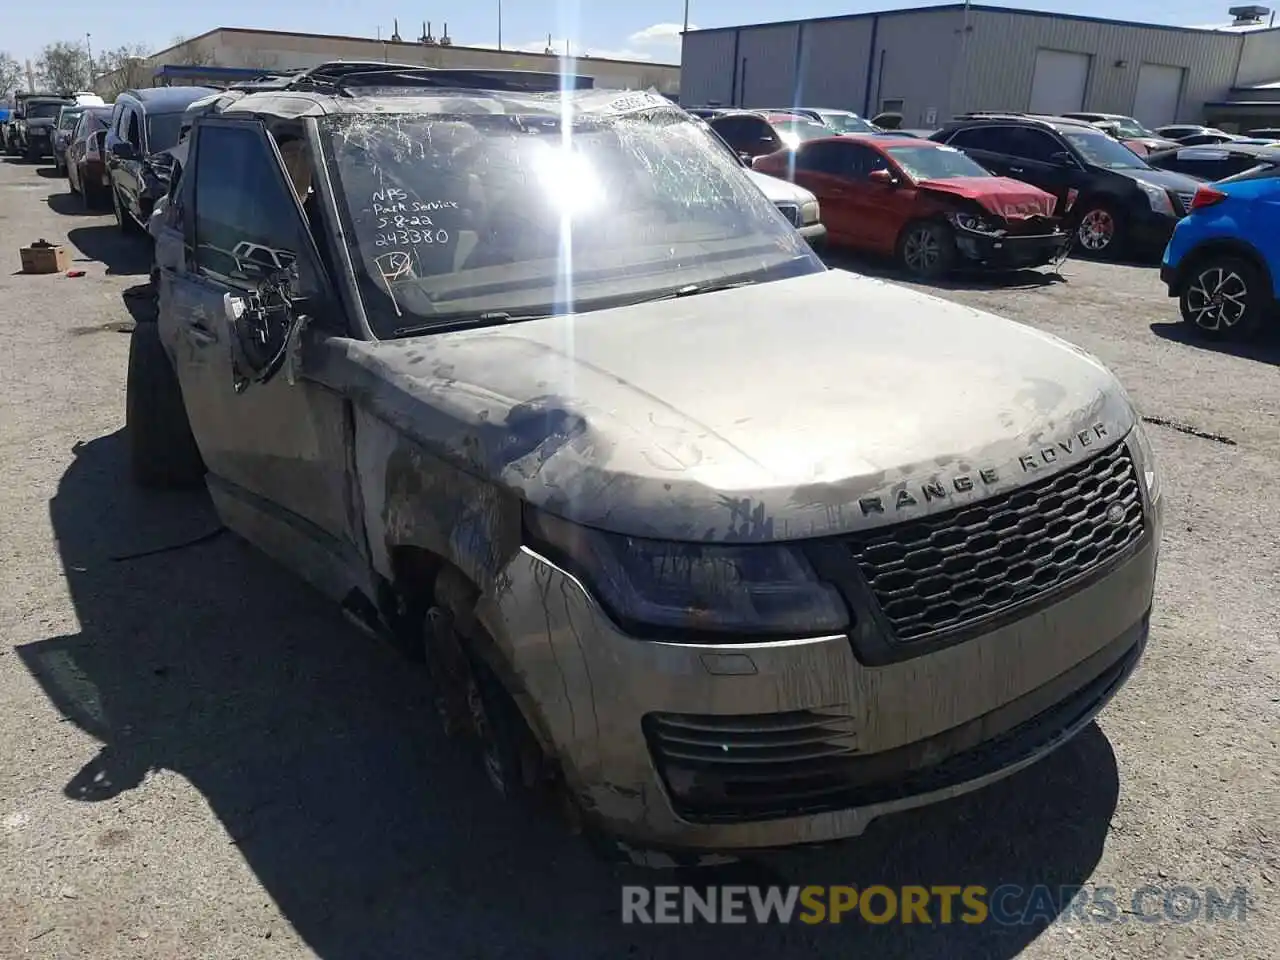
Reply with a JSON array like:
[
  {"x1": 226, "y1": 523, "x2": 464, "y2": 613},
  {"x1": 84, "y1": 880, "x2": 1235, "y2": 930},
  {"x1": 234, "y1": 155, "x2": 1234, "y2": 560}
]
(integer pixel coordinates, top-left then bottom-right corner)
[
  {"x1": 125, "y1": 322, "x2": 206, "y2": 489},
  {"x1": 897, "y1": 221, "x2": 955, "y2": 278},
  {"x1": 1178, "y1": 256, "x2": 1268, "y2": 340},
  {"x1": 1075, "y1": 204, "x2": 1125, "y2": 258},
  {"x1": 112, "y1": 187, "x2": 142, "y2": 234}
]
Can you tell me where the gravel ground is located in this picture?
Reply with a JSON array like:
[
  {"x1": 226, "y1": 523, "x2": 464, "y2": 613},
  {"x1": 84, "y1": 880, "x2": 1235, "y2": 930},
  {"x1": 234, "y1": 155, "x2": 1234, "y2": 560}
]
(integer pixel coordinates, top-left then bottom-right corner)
[{"x1": 0, "y1": 156, "x2": 1277, "y2": 959}]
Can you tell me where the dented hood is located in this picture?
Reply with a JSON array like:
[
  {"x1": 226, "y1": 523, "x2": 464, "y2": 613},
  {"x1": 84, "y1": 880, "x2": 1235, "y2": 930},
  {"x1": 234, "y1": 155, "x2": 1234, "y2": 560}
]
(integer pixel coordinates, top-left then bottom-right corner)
[
  {"x1": 915, "y1": 176, "x2": 1059, "y2": 219},
  {"x1": 337, "y1": 270, "x2": 1136, "y2": 542}
]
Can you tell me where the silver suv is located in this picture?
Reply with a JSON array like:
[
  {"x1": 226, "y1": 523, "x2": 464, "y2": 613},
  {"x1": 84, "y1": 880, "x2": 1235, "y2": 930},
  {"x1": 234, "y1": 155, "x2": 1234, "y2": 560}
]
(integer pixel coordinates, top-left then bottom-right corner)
[{"x1": 132, "y1": 63, "x2": 1163, "y2": 858}]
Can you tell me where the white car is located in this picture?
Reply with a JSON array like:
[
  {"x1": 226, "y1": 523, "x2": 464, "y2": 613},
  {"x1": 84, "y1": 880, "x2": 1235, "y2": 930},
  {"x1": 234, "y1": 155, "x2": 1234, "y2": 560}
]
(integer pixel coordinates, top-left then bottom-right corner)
[{"x1": 694, "y1": 116, "x2": 826, "y2": 244}]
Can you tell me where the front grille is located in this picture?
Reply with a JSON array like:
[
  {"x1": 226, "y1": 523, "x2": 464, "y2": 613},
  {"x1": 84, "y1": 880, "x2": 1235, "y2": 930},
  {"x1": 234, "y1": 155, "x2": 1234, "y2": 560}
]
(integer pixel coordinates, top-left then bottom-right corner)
[
  {"x1": 644, "y1": 709, "x2": 859, "y2": 818},
  {"x1": 773, "y1": 201, "x2": 802, "y2": 226},
  {"x1": 645, "y1": 627, "x2": 1143, "y2": 821},
  {"x1": 844, "y1": 441, "x2": 1144, "y2": 643}
]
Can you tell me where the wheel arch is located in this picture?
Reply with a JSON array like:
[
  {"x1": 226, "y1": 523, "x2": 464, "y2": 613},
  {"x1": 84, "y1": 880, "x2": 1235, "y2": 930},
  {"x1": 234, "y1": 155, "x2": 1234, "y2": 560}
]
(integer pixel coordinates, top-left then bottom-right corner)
[
  {"x1": 386, "y1": 543, "x2": 557, "y2": 756},
  {"x1": 1171, "y1": 238, "x2": 1274, "y2": 297}
]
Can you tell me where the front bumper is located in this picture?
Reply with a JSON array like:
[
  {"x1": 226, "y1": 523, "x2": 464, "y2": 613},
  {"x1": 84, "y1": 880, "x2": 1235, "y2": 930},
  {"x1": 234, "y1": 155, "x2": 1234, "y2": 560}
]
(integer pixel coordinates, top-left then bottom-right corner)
[
  {"x1": 480, "y1": 522, "x2": 1157, "y2": 852},
  {"x1": 953, "y1": 226, "x2": 1071, "y2": 270},
  {"x1": 25, "y1": 132, "x2": 52, "y2": 157},
  {"x1": 799, "y1": 222, "x2": 827, "y2": 244},
  {"x1": 1127, "y1": 208, "x2": 1179, "y2": 253}
]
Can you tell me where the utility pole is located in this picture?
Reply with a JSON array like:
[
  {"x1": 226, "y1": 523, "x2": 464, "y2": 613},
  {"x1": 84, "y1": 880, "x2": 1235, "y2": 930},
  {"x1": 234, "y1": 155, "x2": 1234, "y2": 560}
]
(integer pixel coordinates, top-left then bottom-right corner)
[
  {"x1": 683, "y1": 0, "x2": 690, "y2": 34},
  {"x1": 85, "y1": 33, "x2": 94, "y2": 88},
  {"x1": 498, "y1": 0, "x2": 504, "y2": 50}
]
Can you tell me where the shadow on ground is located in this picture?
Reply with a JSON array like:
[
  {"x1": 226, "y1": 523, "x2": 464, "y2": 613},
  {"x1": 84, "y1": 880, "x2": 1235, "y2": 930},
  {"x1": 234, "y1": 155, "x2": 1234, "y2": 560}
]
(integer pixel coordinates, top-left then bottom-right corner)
[
  {"x1": 17, "y1": 406, "x2": 1121, "y2": 958},
  {"x1": 36, "y1": 166, "x2": 62, "y2": 179},
  {"x1": 824, "y1": 249, "x2": 1067, "y2": 292},
  {"x1": 46, "y1": 191, "x2": 106, "y2": 217},
  {"x1": 66, "y1": 223, "x2": 150, "y2": 276},
  {"x1": 1149, "y1": 320, "x2": 1280, "y2": 365}
]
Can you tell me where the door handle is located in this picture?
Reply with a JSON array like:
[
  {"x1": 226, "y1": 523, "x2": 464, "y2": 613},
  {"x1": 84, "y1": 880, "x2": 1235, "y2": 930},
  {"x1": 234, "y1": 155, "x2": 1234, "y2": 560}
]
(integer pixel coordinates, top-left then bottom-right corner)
[
  {"x1": 1009, "y1": 166, "x2": 1025, "y2": 173},
  {"x1": 185, "y1": 318, "x2": 217, "y2": 345}
]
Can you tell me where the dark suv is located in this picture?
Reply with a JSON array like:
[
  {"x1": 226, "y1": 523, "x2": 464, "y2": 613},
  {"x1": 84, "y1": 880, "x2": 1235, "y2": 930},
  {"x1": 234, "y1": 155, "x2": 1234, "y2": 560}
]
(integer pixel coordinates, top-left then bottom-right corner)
[
  {"x1": 16, "y1": 96, "x2": 73, "y2": 160},
  {"x1": 931, "y1": 114, "x2": 1202, "y2": 258},
  {"x1": 105, "y1": 86, "x2": 218, "y2": 234}
]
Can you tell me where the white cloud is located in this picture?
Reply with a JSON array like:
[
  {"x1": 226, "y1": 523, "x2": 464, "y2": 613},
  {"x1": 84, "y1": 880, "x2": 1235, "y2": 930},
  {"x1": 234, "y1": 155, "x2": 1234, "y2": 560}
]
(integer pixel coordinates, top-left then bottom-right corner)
[
  {"x1": 467, "y1": 21, "x2": 693, "y2": 63},
  {"x1": 628, "y1": 22, "x2": 696, "y2": 46}
]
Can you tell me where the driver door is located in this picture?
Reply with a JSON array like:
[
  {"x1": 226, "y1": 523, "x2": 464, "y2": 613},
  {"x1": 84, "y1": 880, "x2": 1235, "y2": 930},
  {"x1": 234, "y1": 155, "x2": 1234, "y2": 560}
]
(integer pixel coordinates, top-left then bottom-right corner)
[{"x1": 159, "y1": 118, "x2": 360, "y2": 580}]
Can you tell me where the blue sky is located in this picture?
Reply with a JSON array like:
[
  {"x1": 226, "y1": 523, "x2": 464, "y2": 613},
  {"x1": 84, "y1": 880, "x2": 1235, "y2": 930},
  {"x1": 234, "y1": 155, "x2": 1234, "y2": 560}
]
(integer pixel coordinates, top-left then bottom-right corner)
[{"x1": 6, "y1": 0, "x2": 1248, "y2": 68}]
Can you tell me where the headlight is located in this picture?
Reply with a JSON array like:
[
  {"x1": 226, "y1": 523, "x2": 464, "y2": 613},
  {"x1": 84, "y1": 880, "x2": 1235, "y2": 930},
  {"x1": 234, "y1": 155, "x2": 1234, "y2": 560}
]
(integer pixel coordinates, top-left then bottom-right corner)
[
  {"x1": 1138, "y1": 180, "x2": 1175, "y2": 216},
  {"x1": 799, "y1": 198, "x2": 820, "y2": 225},
  {"x1": 525, "y1": 507, "x2": 850, "y2": 637},
  {"x1": 946, "y1": 211, "x2": 1003, "y2": 235},
  {"x1": 1128, "y1": 421, "x2": 1163, "y2": 505}
]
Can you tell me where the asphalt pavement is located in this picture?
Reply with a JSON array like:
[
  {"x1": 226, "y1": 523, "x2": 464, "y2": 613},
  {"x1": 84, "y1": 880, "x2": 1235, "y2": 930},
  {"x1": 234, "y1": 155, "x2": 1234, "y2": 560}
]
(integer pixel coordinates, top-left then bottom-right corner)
[{"x1": 0, "y1": 155, "x2": 1277, "y2": 959}]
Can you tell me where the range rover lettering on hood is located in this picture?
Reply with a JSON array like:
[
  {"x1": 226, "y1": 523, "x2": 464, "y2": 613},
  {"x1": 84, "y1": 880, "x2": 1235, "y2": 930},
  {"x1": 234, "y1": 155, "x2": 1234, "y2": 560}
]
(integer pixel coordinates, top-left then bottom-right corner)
[{"x1": 857, "y1": 422, "x2": 1111, "y2": 515}]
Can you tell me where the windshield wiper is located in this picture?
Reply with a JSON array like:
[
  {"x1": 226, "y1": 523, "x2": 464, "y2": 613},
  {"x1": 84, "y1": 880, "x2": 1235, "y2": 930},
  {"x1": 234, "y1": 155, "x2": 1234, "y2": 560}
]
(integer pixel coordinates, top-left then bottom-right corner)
[{"x1": 392, "y1": 311, "x2": 550, "y2": 338}]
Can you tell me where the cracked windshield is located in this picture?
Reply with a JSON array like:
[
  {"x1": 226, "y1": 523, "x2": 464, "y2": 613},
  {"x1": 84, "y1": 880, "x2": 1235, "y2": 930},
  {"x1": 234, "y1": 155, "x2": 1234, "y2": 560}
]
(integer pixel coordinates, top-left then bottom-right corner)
[{"x1": 322, "y1": 97, "x2": 819, "y2": 336}]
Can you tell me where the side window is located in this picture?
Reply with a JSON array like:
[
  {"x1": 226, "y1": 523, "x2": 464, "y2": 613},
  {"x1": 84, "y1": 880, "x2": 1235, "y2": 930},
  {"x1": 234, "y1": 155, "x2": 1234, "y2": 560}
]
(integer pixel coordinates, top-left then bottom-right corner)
[
  {"x1": 1003, "y1": 128, "x2": 1060, "y2": 162},
  {"x1": 709, "y1": 117, "x2": 751, "y2": 150},
  {"x1": 947, "y1": 127, "x2": 1000, "y2": 151},
  {"x1": 842, "y1": 144, "x2": 890, "y2": 178},
  {"x1": 125, "y1": 109, "x2": 142, "y2": 150},
  {"x1": 795, "y1": 141, "x2": 849, "y2": 174},
  {"x1": 192, "y1": 124, "x2": 319, "y2": 294}
]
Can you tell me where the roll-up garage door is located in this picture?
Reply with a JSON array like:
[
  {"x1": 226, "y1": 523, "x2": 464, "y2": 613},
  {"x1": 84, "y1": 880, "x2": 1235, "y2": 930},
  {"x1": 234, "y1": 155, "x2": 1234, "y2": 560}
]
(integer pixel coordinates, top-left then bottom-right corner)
[
  {"x1": 1029, "y1": 49, "x2": 1091, "y2": 116},
  {"x1": 1133, "y1": 64, "x2": 1185, "y2": 128}
]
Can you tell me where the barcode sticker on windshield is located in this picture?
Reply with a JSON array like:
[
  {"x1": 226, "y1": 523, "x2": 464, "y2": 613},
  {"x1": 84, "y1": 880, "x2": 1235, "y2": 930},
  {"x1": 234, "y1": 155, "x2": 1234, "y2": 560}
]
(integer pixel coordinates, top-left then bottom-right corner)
[{"x1": 604, "y1": 92, "x2": 671, "y2": 114}]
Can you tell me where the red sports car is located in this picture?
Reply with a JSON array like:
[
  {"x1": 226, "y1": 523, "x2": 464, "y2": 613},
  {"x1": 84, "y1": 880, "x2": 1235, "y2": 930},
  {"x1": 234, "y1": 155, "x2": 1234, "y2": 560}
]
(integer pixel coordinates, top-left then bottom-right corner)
[{"x1": 754, "y1": 135, "x2": 1072, "y2": 277}]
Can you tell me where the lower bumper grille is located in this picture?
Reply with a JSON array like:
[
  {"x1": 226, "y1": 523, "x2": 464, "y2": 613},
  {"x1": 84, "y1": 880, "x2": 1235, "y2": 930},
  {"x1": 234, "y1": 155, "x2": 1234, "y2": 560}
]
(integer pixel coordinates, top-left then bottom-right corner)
[
  {"x1": 645, "y1": 622, "x2": 1145, "y2": 822},
  {"x1": 843, "y1": 440, "x2": 1145, "y2": 643}
]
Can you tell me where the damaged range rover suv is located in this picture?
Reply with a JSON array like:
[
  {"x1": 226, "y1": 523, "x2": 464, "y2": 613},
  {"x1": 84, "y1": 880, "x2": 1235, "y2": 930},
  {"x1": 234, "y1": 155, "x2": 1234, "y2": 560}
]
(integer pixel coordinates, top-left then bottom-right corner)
[{"x1": 133, "y1": 62, "x2": 1163, "y2": 857}]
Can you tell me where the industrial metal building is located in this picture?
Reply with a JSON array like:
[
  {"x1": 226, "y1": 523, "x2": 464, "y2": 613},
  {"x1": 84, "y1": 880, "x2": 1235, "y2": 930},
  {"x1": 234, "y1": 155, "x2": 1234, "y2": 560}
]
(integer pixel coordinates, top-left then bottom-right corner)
[
  {"x1": 679, "y1": 3, "x2": 1280, "y2": 130},
  {"x1": 94, "y1": 26, "x2": 680, "y2": 98}
]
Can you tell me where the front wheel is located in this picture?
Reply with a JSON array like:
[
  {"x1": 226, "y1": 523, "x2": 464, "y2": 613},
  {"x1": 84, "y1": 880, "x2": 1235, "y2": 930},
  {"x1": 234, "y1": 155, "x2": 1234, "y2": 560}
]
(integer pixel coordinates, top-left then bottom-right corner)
[
  {"x1": 113, "y1": 187, "x2": 143, "y2": 235},
  {"x1": 1178, "y1": 256, "x2": 1269, "y2": 340},
  {"x1": 897, "y1": 221, "x2": 955, "y2": 278},
  {"x1": 1074, "y1": 204, "x2": 1125, "y2": 258},
  {"x1": 126, "y1": 322, "x2": 206, "y2": 488}
]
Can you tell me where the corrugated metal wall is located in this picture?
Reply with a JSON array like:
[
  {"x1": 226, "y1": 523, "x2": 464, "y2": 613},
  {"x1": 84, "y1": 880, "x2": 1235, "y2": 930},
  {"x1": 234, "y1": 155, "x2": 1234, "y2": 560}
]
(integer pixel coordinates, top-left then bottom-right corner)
[
  {"x1": 869, "y1": 9, "x2": 965, "y2": 125},
  {"x1": 1237, "y1": 29, "x2": 1280, "y2": 87},
  {"x1": 738, "y1": 25, "x2": 803, "y2": 107},
  {"x1": 679, "y1": 30, "x2": 739, "y2": 105},
  {"x1": 795, "y1": 18, "x2": 875, "y2": 113},
  {"x1": 683, "y1": 11, "x2": 1251, "y2": 122},
  {"x1": 961, "y1": 11, "x2": 1243, "y2": 121}
]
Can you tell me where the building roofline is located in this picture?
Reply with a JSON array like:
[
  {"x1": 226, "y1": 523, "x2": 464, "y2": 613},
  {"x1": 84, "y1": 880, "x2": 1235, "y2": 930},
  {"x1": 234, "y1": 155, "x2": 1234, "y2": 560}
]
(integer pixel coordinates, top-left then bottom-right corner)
[
  {"x1": 151, "y1": 25, "x2": 677, "y2": 70},
  {"x1": 684, "y1": 3, "x2": 1280, "y2": 38}
]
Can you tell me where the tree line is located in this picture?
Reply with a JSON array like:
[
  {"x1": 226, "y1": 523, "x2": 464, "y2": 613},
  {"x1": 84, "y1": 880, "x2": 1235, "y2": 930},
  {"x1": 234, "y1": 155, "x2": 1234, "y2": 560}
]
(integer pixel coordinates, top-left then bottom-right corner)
[{"x1": 0, "y1": 35, "x2": 255, "y2": 102}]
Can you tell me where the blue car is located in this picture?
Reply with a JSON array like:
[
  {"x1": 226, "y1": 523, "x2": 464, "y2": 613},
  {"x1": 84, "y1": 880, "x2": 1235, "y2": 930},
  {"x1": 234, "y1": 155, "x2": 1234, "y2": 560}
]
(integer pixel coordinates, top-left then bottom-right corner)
[{"x1": 1161, "y1": 156, "x2": 1280, "y2": 339}]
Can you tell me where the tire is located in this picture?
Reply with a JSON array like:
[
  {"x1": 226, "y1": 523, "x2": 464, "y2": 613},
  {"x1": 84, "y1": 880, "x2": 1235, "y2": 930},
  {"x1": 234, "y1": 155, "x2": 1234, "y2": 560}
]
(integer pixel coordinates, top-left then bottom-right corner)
[
  {"x1": 897, "y1": 220, "x2": 956, "y2": 278},
  {"x1": 1074, "y1": 203, "x2": 1125, "y2": 258},
  {"x1": 125, "y1": 322, "x2": 206, "y2": 489},
  {"x1": 113, "y1": 186, "x2": 143, "y2": 235},
  {"x1": 1177, "y1": 255, "x2": 1269, "y2": 340},
  {"x1": 419, "y1": 603, "x2": 542, "y2": 801}
]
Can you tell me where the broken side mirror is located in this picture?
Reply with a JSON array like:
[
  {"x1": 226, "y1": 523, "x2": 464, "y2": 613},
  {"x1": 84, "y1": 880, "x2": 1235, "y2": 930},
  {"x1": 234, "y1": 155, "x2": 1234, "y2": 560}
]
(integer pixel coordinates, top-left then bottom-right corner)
[
  {"x1": 224, "y1": 265, "x2": 306, "y2": 392},
  {"x1": 868, "y1": 168, "x2": 897, "y2": 186}
]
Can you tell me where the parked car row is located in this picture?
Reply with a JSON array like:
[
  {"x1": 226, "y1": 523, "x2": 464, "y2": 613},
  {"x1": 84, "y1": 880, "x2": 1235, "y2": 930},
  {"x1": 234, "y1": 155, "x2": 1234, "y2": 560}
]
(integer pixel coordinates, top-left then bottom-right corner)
[
  {"x1": 9, "y1": 84, "x2": 221, "y2": 225},
  {"x1": 682, "y1": 105, "x2": 1278, "y2": 342}
]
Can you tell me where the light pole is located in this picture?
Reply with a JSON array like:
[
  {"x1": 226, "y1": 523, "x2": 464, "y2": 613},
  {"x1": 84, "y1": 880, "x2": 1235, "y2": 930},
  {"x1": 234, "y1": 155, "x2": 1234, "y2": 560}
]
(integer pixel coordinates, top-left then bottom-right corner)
[
  {"x1": 498, "y1": 0, "x2": 503, "y2": 50},
  {"x1": 85, "y1": 32, "x2": 94, "y2": 89},
  {"x1": 682, "y1": 0, "x2": 690, "y2": 35}
]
